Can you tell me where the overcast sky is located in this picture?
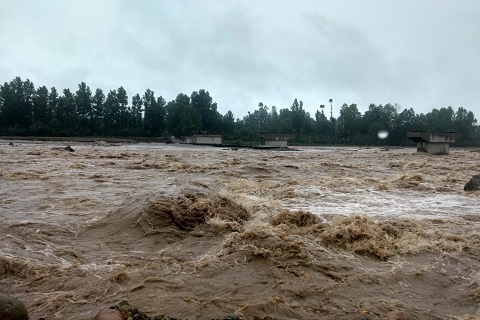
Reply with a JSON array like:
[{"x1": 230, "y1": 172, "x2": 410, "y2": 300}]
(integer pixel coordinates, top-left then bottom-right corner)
[{"x1": 1, "y1": 0, "x2": 479, "y2": 119}]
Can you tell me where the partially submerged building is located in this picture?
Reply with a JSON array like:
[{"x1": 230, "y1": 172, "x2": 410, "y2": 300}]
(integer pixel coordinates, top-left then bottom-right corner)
[
  {"x1": 407, "y1": 131, "x2": 459, "y2": 155},
  {"x1": 184, "y1": 134, "x2": 222, "y2": 145},
  {"x1": 259, "y1": 134, "x2": 292, "y2": 148}
]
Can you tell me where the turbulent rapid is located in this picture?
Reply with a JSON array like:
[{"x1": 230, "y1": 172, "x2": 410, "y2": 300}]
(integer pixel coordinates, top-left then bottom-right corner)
[{"x1": 1, "y1": 140, "x2": 480, "y2": 320}]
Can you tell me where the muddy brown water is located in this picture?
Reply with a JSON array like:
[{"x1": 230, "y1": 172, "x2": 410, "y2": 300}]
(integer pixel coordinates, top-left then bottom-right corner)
[{"x1": 1, "y1": 140, "x2": 480, "y2": 320}]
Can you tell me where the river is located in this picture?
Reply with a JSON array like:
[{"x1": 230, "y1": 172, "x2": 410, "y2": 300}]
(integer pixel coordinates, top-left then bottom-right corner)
[{"x1": 1, "y1": 140, "x2": 480, "y2": 319}]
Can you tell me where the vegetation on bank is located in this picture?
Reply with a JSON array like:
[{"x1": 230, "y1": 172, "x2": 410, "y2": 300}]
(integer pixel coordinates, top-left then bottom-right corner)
[{"x1": 0, "y1": 76, "x2": 478, "y2": 146}]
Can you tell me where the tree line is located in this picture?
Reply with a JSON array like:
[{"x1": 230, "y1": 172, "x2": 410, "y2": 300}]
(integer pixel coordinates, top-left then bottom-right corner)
[
  {"x1": 0, "y1": 77, "x2": 230, "y2": 138},
  {"x1": 0, "y1": 76, "x2": 478, "y2": 146},
  {"x1": 238, "y1": 100, "x2": 478, "y2": 146}
]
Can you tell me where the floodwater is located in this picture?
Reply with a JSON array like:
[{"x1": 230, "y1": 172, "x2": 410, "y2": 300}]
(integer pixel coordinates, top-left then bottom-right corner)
[{"x1": 1, "y1": 140, "x2": 480, "y2": 320}]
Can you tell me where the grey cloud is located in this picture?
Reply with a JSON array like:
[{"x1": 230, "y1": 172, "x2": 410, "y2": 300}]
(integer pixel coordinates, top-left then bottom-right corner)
[{"x1": 1, "y1": 0, "x2": 479, "y2": 118}]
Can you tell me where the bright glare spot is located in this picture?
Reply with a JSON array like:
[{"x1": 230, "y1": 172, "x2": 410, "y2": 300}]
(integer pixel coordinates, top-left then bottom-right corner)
[{"x1": 377, "y1": 130, "x2": 389, "y2": 139}]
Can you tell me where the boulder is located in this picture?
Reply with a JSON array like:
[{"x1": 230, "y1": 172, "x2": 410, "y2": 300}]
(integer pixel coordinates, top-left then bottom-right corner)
[
  {"x1": 386, "y1": 310, "x2": 405, "y2": 320},
  {"x1": 93, "y1": 308, "x2": 124, "y2": 320},
  {"x1": 0, "y1": 292, "x2": 29, "y2": 320},
  {"x1": 464, "y1": 175, "x2": 480, "y2": 191}
]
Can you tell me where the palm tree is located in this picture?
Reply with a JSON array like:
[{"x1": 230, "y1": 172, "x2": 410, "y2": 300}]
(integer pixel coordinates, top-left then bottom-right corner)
[
  {"x1": 329, "y1": 99, "x2": 333, "y2": 119},
  {"x1": 329, "y1": 99, "x2": 335, "y2": 139},
  {"x1": 320, "y1": 104, "x2": 325, "y2": 115}
]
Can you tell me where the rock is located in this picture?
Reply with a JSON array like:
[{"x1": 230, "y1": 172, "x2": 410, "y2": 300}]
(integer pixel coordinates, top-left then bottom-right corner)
[
  {"x1": 464, "y1": 175, "x2": 480, "y2": 191},
  {"x1": 0, "y1": 292, "x2": 29, "y2": 320},
  {"x1": 65, "y1": 145, "x2": 75, "y2": 152},
  {"x1": 93, "y1": 308, "x2": 124, "y2": 320},
  {"x1": 386, "y1": 310, "x2": 405, "y2": 320}
]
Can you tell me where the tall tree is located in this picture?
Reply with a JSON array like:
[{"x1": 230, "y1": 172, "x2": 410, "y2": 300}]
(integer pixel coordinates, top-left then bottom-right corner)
[
  {"x1": 32, "y1": 85, "x2": 51, "y2": 134},
  {"x1": 0, "y1": 81, "x2": 14, "y2": 130},
  {"x1": 116, "y1": 86, "x2": 129, "y2": 134},
  {"x1": 222, "y1": 110, "x2": 235, "y2": 136},
  {"x1": 48, "y1": 86, "x2": 60, "y2": 132},
  {"x1": 329, "y1": 98, "x2": 335, "y2": 137},
  {"x1": 166, "y1": 93, "x2": 198, "y2": 137},
  {"x1": 257, "y1": 102, "x2": 270, "y2": 132},
  {"x1": 191, "y1": 89, "x2": 221, "y2": 133},
  {"x1": 92, "y1": 88, "x2": 105, "y2": 135},
  {"x1": 290, "y1": 98, "x2": 306, "y2": 134},
  {"x1": 362, "y1": 104, "x2": 398, "y2": 136},
  {"x1": 391, "y1": 107, "x2": 417, "y2": 145},
  {"x1": 143, "y1": 89, "x2": 165, "y2": 136},
  {"x1": 454, "y1": 107, "x2": 477, "y2": 143},
  {"x1": 329, "y1": 99, "x2": 333, "y2": 119},
  {"x1": 2, "y1": 77, "x2": 36, "y2": 131},
  {"x1": 337, "y1": 103, "x2": 361, "y2": 140},
  {"x1": 131, "y1": 93, "x2": 143, "y2": 134},
  {"x1": 104, "y1": 89, "x2": 119, "y2": 135},
  {"x1": 425, "y1": 107, "x2": 454, "y2": 131},
  {"x1": 270, "y1": 106, "x2": 279, "y2": 133},
  {"x1": 315, "y1": 109, "x2": 330, "y2": 137},
  {"x1": 75, "y1": 82, "x2": 93, "y2": 134},
  {"x1": 278, "y1": 108, "x2": 292, "y2": 134},
  {"x1": 143, "y1": 89, "x2": 156, "y2": 135},
  {"x1": 153, "y1": 96, "x2": 166, "y2": 136},
  {"x1": 58, "y1": 89, "x2": 76, "y2": 135}
]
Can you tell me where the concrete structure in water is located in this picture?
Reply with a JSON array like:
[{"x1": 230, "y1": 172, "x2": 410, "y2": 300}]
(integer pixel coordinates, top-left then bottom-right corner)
[
  {"x1": 184, "y1": 134, "x2": 222, "y2": 145},
  {"x1": 407, "y1": 131, "x2": 459, "y2": 155},
  {"x1": 260, "y1": 134, "x2": 292, "y2": 148}
]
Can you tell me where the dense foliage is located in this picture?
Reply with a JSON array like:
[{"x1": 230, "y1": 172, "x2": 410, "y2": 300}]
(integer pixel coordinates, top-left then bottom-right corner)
[{"x1": 0, "y1": 77, "x2": 478, "y2": 146}]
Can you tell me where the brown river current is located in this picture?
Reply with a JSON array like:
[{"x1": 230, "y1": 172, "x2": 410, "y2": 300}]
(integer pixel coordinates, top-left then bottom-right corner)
[{"x1": 1, "y1": 140, "x2": 480, "y2": 319}]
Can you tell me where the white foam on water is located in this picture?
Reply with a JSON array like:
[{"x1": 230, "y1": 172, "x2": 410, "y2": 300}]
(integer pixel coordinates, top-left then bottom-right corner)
[{"x1": 290, "y1": 188, "x2": 480, "y2": 224}]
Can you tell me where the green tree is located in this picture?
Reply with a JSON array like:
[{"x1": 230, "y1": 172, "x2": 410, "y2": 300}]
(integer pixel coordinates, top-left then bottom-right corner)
[
  {"x1": 391, "y1": 107, "x2": 417, "y2": 145},
  {"x1": 191, "y1": 89, "x2": 221, "y2": 133},
  {"x1": 116, "y1": 86, "x2": 129, "y2": 134},
  {"x1": 278, "y1": 108, "x2": 292, "y2": 134},
  {"x1": 338, "y1": 103, "x2": 361, "y2": 140},
  {"x1": 315, "y1": 109, "x2": 330, "y2": 136},
  {"x1": 104, "y1": 89, "x2": 119, "y2": 135},
  {"x1": 166, "y1": 93, "x2": 199, "y2": 137},
  {"x1": 362, "y1": 104, "x2": 398, "y2": 134},
  {"x1": 221, "y1": 110, "x2": 235, "y2": 137},
  {"x1": 257, "y1": 102, "x2": 270, "y2": 133},
  {"x1": 328, "y1": 99, "x2": 335, "y2": 138},
  {"x1": 75, "y1": 82, "x2": 93, "y2": 134},
  {"x1": 454, "y1": 107, "x2": 477, "y2": 144},
  {"x1": 131, "y1": 93, "x2": 143, "y2": 134},
  {"x1": 57, "y1": 89, "x2": 76, "y2": 135},
  {"x1": 0, "y1": 81, "x2": 15, "y2": 131},
  {"x1": 4, "y1": 77, "x2": 35, "y2": 131},
  {"x1": 143, "y1": 89, "x2": 165, "y2": 136},
  {"x1": 152, "y1": 96, "x2": 166, "y2": 136},
  {"x1": 32, "y1": 86, "x2": 51, "y2": 134},
  {"x1": 92, "y1": 88, "x2": 105, "y2": 135},
  {"x1": 425, "y1": 107, "x2": 454, "y2": 131},
  {"x1": 48, "y1": 87, "x2": 60, "y2": 132},
  {"x1": 241, "y1": 102, "x2": 272, "y2": 135},
  {"x1": 143, "y1": 89, "x2": 155, "y2": 134},
  {"x1": 270, "y1": 106, "x2": 280, "y2": 133},
  {"x1": 290, "y1": 98, "x2": 305, "y2": 134},
  {"x1": 241, "y1": 110, "x2": 259, "y2": 136}
]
